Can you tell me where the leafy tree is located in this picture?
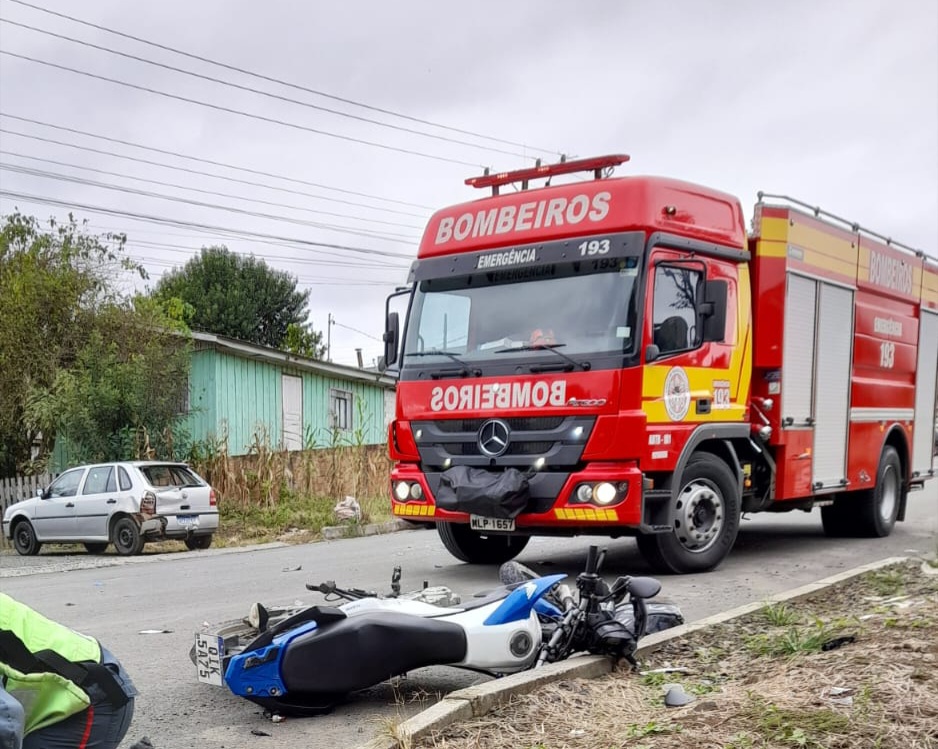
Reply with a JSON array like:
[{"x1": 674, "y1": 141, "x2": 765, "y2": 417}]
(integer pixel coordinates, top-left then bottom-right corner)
[
  {"x1": 283, "y1": 322, "x2": 326, "y2": 360},
  {"x1": 0, "y1": 212, "x2": 189, "y2": 476},
  {"x1": 24, "y1": 297, "x2": 192, "y2": 466},
  {"x1": 152, "y1": 246, "x2": 318, "y2": 350}
]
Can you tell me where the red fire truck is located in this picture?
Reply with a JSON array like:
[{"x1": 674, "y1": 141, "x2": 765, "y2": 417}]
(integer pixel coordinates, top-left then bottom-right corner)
[{"x1": 382, "y1": 155, "x2": 938, "y2": 573}]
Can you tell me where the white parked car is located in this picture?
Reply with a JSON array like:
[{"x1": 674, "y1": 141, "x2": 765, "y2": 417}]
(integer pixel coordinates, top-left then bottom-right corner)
[{"x1": 1, "y1": 461, "x2": 219, "y2": 556}]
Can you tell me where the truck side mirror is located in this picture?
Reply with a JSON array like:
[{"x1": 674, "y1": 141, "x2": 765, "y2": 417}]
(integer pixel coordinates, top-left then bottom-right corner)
[
  {"x1": 645, "y1": 343, "x2": 660, "y2": 363},
  {"x1": 383, "y1": 311, "x2": 400, "y2": 368},
  {"x1": 701, "y1": 280, "x2": 728, "y2": 343}
]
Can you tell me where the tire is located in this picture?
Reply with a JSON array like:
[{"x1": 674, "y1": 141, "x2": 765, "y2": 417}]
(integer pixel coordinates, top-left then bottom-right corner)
[
  {"x1": 185, "y1": 534, "x2": 213, "y2": 551},
  {"x1": 12, "y1": 520, "x2": 41, "y2": 556},
  {"x1": 112, "y1": 517, "x2": 144, "y2": 556},
  {"x1": 636, "y1": 452, "x2": 741, "y2": 574},
  {"x1": 84, "y1": 542, "x2": 109, "y2": 554},
  {"x1": 854, "y1": 445, "x2": 902, "y2": 538},
  {"x1": 437, "y1": 522, "x2": 529, "y2": 564}
]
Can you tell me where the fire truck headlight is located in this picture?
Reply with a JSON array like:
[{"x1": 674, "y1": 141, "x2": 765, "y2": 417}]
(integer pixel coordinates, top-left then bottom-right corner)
[
  {"x1": 394, "y1": 481, "x2": 411, "y2": 501},
  {"x1": 576, "y1": 484, "x2": 594, "y2": 503},
  {"x1": 409, "y1": 483, "x2": 424, "y2": 500},
  {"x1": 593, "y1": 482, "x2": 618, "y2": 505}
]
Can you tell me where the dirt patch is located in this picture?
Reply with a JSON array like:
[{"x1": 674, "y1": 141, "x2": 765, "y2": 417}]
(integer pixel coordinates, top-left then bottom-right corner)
[{"x1": 417, "y1": 559, "x2": 938, "y2": 749}]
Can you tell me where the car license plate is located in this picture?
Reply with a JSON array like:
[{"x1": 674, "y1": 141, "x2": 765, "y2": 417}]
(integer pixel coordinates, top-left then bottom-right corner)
[
  {"x1": 470, "y1": 515, "x2": 515, "y2": 532},
  {"x1": 194, "y1": 633, "x2": 225, "y2": 686},
  {"x1": 177, "y1": 515, "x2": 197, "y2": 526}
]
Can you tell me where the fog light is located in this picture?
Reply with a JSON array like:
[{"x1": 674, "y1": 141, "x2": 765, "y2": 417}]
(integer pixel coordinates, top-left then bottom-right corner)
[
  {"x1": 409, "y1": 483, "x2": 423, "y2": 500},
  {"x1": 593, "y1": 482, "x2": 618, "y2": 505},
  {"x1": 394, "y1": 481, "x2": 411, "y2": 501},
  {"x1": 576, "y1": 484, "x2": 594, "y2": 503}
]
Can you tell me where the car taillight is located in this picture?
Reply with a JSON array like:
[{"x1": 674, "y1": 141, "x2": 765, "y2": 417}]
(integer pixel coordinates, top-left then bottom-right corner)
[
  {"x1": 141, "y1": 491, "x2": 157, "y2": 515},
  {"x1": 209, "y1": 488, "x2": 217, "y2": 507}
]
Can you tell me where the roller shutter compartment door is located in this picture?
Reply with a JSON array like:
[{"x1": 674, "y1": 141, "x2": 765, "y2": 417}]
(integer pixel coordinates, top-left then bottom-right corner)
[
  {"x1": 912, "y1": 310, "x2": 938, "y2": 476},
  {"x1": 812, "y1": 283, "x2": 854, "y2": 488},
  {"x1": 782, "y1": 274, "x2": 818, "y2": 427}
]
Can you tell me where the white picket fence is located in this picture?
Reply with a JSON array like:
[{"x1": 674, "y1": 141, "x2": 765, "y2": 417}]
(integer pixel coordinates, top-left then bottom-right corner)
[{"x1": 0, "y1": 473, "x2": 57, "y2": 547}]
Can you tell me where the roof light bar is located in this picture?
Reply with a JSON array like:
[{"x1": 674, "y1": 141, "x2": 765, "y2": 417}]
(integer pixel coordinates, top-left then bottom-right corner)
[{"x1": 466, "y1": 154, "x2": 630, "y2": 194}]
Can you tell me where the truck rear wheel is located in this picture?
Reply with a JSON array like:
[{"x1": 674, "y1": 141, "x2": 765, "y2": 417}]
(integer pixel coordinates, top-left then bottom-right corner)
[
  {"x1": 822, "y1": 446, "x2": 902, "y2": 538},
  {"x1": 855, "y1": 445, "x2": 902, "y2": 537},
  {"x1": 437, "y1": 522, "x2": 529, "y2": 564},
  {"x1": 636, "y1": 453, "x2": 741, "y2": 574}
]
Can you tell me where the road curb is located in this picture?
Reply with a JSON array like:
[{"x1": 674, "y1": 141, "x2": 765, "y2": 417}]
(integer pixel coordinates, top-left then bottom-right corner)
[
  {"x1": 352, "y1": 555, "x2": 910, "y2": 749},
  {"x1": 321, "y1": 519, "x2": 413, "y2": 541}
]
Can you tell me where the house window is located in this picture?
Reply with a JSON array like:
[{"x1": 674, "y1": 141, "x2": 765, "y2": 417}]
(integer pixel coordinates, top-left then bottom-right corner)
[{"x1": 330, "y1": 388, "x2": 353, "y2": 431}]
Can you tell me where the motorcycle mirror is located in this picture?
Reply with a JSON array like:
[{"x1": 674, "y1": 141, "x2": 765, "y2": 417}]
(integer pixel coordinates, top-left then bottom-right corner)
[{"x1": 628, "y1": 576, "x2": 662, "y2": 600}]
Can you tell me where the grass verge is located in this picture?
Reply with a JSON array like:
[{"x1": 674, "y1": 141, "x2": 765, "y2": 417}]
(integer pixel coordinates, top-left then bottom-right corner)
[{"x1": 416, "y1": 559, "x2": 938, "y2": 749}]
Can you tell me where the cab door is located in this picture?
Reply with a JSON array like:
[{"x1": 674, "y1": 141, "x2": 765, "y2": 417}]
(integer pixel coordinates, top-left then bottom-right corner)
[{"x1": 642, "y1": 248, "x2": 744, "y2": 428}]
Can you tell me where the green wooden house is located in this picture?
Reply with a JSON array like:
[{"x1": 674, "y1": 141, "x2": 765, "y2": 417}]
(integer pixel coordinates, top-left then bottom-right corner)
[{"x1": 185, "y1": 332, "x2": 396, "y2": 456}]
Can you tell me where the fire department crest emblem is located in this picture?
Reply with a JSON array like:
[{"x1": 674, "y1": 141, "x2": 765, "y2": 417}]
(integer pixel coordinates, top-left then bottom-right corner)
[{"x1": 664, "y1": 367, "x2": 691, "y2": 421}]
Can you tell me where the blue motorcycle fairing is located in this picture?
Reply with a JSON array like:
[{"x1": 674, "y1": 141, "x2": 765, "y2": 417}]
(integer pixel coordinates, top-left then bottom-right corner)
[
  {"x1": 225, "y1": 620, "x2": 319, "y2": 698},
  {"x1": 483, "y1": 574, "x2": 566, "y2": 626}
]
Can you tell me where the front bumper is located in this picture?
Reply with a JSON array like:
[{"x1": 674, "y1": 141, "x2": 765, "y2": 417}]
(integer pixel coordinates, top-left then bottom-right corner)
[{"x1": 391, "y1": 461, "x2": 646, "y2": 529}]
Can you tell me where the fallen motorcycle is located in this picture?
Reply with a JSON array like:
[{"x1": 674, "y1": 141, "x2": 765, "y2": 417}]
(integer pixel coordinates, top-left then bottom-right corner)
[{"x1": 191, "y1": 548, "x2": 681, "y2": 716}]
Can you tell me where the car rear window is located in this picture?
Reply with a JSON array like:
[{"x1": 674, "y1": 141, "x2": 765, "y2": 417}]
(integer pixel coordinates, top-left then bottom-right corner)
[
  {"x1": 118, "y1": 467, "x2": 132, "y2": 491},
  {"x1": 140, "y1": 464, "x2": 204, "y2": 488}
]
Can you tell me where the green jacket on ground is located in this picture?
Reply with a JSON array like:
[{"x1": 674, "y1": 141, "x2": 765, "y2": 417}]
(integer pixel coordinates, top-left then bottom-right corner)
[{"x1": 0, "y1": 592, "x2": 101, "y2": 735}]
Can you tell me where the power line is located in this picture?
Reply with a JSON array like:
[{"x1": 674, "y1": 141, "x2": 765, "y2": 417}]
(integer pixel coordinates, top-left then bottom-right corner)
[
  {"x1": 0, "y1": 50, "x2": 486, "y2": 168},
  {"x1": 0, "y1": 189, "x2": 416, "y2": 260},
  {"x1": 0, "y1": 162, "x2": 420, "y2": 243},
  {"x1": 3, "y1": 0, "x2": 561, "y2": 156},
  {"x1": 118, "y1": 236, "x2": 408, "y2": 271},
  {"x1": 84, "y1": 223, "x2": 407, "y2": 268},
  {"x1": 331, "y1": 320, "x2": 383, "y2": 342},
  {"x1": 0, "y1": 17, "x2": 537, "y2": 161},
  {"x1": 0, "y1": 114, "x2": 431, "y2": 212},
  {"x1": 0, "y1": 153, "x2": 423, "y2": 231},
  {"x1": 0, "y1": 128, "x2": 428, "y2": 219}
]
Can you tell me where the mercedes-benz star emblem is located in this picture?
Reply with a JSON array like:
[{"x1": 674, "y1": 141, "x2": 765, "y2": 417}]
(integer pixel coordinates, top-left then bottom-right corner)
[{"x1": 478, "y1": 418, "x2": 511, "y2": 457}]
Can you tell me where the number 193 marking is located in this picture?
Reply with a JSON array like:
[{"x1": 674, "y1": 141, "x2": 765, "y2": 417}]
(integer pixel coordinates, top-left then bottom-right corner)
[
  {"x1": 879, "y1": 341, "x2": 895, "y2": 369},
  {"x1": 578, "y1": 238, "x2": 610, "y2": 256}
]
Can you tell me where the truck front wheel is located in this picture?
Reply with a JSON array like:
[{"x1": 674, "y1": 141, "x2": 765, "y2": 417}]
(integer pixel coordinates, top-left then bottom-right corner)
[
  {"x1": 437, "y1": 522, "x2": 529, "y2": 564},
  {"x1": 636, "y1": 453, "x2": 741, "y2": 574}
]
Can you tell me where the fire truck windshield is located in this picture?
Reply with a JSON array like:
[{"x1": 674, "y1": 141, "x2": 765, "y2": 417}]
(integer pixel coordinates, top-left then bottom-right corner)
[{"x1": 402, "y1": 253, "x2": 642, "y2": 373}]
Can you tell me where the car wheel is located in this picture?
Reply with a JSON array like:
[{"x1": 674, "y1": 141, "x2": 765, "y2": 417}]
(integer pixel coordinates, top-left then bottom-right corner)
[
  {"x1": 185, "y1": 534, "x2": 213, "y2": 551},
  {"x1": 437, "y1": 522, "x2": 529, "y2": 564},
  {"x1": 112, "y1": 517, "x2": 144, "y2": 556},
  {"x1": 12, "y1": 520, "x2": 42, "y2": 556},
  {"x1": 84, "y1": 542, "x2": 109, "y2": 554}
]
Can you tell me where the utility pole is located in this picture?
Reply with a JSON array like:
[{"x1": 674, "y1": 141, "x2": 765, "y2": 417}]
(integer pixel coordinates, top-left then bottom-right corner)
[{"x1": 326, "y1": 313, "x2": 334, "y2": 362}]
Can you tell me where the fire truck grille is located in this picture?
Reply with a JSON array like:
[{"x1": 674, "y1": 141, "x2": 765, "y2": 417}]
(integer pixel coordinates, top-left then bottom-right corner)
[
  {"x1": 435, "y1": 416, "x2": 566, "y2": 433},
  {"x1": 411, "y1": 416, "x2": 596, "y2": 468}
]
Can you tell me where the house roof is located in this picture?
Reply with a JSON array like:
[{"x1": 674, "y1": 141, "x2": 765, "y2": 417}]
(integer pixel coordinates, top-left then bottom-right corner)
[{"x1": 190, "y1": 331, "x2": 396, "y2": 389}]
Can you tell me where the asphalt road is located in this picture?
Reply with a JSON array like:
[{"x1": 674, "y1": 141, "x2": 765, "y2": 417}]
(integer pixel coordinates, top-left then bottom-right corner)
[{"x1": 1, "y1": 481, "x2": 936, "y2": 749}]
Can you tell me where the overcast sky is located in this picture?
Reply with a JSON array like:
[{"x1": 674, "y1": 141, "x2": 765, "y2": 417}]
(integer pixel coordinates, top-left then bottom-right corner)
[{"x1": 1, "y1": 0, "x2": 935, "y2": 367}]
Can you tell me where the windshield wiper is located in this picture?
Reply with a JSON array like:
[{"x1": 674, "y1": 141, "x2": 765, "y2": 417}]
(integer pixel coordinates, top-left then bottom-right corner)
[
  {"x1": 405, "y1": 350, "x2": 481, "y2": 377},
  {"x1": 493, "y1": 343, "x2": 590, "y2": 372}
]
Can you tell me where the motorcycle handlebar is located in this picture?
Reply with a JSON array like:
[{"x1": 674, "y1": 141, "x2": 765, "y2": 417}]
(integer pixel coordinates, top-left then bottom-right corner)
[{"x1": 585, "y1": 545, "x2": 598, "y2": 574}]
